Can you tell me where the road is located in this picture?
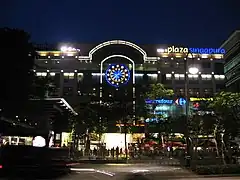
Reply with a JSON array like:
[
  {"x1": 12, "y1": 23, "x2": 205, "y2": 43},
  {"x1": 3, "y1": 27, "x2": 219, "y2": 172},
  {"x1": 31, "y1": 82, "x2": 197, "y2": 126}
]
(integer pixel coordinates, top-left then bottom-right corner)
[
  {"x1": 57, "y1": 163, "x2": 240, "y2": 180},
  {"x1": 1, "y1": 163, "x2": 239, "y2": 179}
]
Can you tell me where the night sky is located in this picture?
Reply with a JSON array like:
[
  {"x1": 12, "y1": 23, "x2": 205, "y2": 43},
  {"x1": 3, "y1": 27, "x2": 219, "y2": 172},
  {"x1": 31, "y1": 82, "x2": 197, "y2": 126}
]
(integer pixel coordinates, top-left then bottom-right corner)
[{"x1": 1, "y1": 0, "x2": 240, "y2": 47}]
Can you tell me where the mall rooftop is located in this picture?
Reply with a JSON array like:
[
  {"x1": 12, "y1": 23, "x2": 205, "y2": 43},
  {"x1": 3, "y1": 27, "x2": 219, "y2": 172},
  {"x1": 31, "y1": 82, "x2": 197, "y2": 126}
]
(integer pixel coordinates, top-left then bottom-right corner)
[{"x1": 35, "y1": 40, "x2": 225, "y2": 61}]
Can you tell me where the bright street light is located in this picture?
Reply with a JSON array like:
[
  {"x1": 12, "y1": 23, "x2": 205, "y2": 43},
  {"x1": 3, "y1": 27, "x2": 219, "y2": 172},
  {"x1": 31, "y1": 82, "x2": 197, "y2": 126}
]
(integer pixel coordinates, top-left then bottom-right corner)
[
  {"x1": 157, "y1": 48, "x2": 165, "y2": 53},
  {"x1": 188, "y1": 67, "x2": 199, "y2": 74},
  {"x1": 60, "y1": 46, "x2": 80, "y2": 52}
]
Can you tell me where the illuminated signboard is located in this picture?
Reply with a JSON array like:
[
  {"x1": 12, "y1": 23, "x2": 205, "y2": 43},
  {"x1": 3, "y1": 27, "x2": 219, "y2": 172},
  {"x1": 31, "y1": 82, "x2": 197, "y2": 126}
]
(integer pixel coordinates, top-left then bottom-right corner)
[
  {"x1": 175, "y1": 98, "x2": 186, "y2": 106},
  {"x1": 167, "y1": 46, "x2": 189, "y2": 53},
  {"x1": 165, "y1": 46, "x2": 225, "y2": 54},
  {"x1": 145, "y1": 99, "x2": 174, "y2": 104},
  {"x1": 189, "y1": 48, "x2": 225, "y2": 54},
  {"x1": 190, "y1": 97, "x2": 213, "y2": 102},
  {"x1": 145, "y1": 98, "x2": 186, "y2": 105}
]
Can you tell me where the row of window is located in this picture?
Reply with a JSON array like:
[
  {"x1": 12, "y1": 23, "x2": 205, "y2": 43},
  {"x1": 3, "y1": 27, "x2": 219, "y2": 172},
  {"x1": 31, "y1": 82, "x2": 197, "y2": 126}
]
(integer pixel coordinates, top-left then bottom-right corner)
[
  {"x1": 36, "y1": 72, "x2": 225, "y2": 81},
  {"x1": 39, "y1": 60, "x2": 222, "y2": 70},
  {"x1": 38, "y1": 53, "x2": 223, "y2": 60},
  {"x1": 166, "y1": 74, "x2": 225, "y2": 80}
]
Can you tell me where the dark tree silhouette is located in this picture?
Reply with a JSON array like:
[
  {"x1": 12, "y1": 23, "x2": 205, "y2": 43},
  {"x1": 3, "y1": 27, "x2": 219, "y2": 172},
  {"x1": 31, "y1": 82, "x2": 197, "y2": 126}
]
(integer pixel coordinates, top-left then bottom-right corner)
[{"x1": 0, "y1": 28, "x2": 45, "y2": 117}]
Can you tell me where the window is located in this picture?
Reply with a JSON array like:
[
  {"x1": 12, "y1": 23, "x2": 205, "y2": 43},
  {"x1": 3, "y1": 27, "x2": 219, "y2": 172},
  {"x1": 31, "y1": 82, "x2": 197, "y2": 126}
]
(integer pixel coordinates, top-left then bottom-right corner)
[
  {"x1": 147, "y1": 74, "x2": 158, "y2": 83},
  {"x1": 201, "y1": 74, "x2": 212, "y2": 80},
  {"x1": 174, "y1": 74, "x2": 185, "y2": 80},
  {"x1": 214, "y1": 75, "x2": 225, "y2": 80},
  {"x1": 64, "y1": 72, "x2": 74, "y2": 82},
  {"x1": 188, "y1": 74, "x2": 198, "y2": 80},
  {"x1": 36, "y1": 72, "x2": 47, "y2": 77},
  {"x1": 166, "y1": 74, "x2": 172, "y2": 80},
  {"x1": 64, "y1": 72, "x2": 74, "y2": 79}
]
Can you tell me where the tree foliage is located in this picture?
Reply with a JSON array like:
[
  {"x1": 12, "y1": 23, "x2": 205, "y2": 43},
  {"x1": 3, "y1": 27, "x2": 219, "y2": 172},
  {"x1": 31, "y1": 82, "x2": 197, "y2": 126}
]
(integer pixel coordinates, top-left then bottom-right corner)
[
  {"x1": 209, "y1": 91, "x2": 240, "y2": 119},
  {"x1": 145, "y1": 83, "x2": 174, "y2": 99},
  {"x1": 74, "y1": 103, "x2": 110, "y2": 135},
  {"x1": 209, "y1": 91, "x2": 240, "y2": 137},
  {"x1": 0, "y1": 28, "x2": 52, "y2": 117},
  {"x1": 0, "y1": 28, "x2": 35, "y2": 114}
]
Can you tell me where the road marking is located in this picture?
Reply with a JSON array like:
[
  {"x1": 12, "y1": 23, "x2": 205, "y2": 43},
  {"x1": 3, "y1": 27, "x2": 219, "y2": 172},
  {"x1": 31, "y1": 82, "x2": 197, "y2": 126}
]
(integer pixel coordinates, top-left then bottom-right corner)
[
  {"x1": 70, "y1": 168, "x2": 115, "y2": 177},
  {"x1": 71, "y1": 168, "x2": 95, "y2": 171},
  {"x1": 95, "y1": 170, "x2": 115, "y2": 177},
  {"x1": 132, "y1": 170, "x2": 150, "y2": 173}
]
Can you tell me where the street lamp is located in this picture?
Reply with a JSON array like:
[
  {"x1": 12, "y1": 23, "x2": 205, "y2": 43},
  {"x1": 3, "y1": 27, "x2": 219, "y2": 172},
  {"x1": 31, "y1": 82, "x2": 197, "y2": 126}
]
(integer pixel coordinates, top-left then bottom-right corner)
[{"x1": 184, "y1": 52, "x2": 199, "y2": 167}]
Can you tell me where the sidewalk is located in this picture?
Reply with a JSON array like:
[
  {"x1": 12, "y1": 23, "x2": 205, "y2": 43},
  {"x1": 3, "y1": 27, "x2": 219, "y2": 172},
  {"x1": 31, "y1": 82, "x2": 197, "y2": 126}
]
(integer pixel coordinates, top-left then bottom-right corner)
[{"x1": 70, "y1": 156, "x2": 180, "y2": 165}]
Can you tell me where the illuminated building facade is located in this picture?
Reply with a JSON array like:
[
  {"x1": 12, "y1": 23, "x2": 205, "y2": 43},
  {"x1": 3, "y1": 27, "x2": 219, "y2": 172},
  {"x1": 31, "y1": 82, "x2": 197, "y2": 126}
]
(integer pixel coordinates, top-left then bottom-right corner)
[
  {"x1": 35, "y1": 40, "x2": 225, "y2": 126},
  {"x1": 221, "y1": 30, "x2": 240, "y2": 92}
]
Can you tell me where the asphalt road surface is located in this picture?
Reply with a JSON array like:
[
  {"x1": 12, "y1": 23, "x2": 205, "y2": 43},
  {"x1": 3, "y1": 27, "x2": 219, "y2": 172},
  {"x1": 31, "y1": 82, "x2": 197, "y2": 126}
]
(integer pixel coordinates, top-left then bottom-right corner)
[
  {"x1": 1, "y1": 163, "x2": 240, "y2": 179},
  {"x1": 59, "y1": 163, "x2": 240, "y2": 180}
]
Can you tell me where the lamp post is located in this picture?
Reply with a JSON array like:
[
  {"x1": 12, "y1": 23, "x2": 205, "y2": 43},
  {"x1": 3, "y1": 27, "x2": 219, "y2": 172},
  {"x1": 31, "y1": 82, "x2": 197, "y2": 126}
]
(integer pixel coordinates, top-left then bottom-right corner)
[{"x1": 184, "y1": 52, "x2": 199, "y2": 167}]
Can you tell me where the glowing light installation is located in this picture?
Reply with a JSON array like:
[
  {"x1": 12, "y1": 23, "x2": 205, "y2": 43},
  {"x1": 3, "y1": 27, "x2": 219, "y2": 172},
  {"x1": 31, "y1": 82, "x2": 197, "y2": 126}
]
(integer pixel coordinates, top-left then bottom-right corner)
[
  {"x1": 89, "y1": 40, "x2": 147, "y2": 61},
  {"x1": 105, "y1": 64, "x2": 130, "y2": 87}
]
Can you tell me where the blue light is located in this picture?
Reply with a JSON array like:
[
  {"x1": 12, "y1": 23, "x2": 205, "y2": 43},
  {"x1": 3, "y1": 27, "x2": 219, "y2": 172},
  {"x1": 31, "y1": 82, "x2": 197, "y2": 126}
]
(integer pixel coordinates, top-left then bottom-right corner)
[
  {"x1": 105, "y1": 64, "x2": 130, "y2": 88},
  {"x1": 189, "y1": 48, "x2": 225, "y2": 54},
  {"x1": 146, "y1": 98, "x2": 187, "y2": 106},
  {"x1": 177, "y1": 98, "x2": 186, "y2": 106},
  {"x1": 145, "y1": 99, "x2": 174, "y2": 104}
]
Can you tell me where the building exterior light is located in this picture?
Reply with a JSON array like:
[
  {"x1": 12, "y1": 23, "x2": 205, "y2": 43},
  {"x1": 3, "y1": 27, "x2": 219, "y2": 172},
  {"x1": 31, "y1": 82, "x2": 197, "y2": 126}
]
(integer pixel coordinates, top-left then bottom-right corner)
[
  {"x1": 60, "y1": 46, "x2": 80, "y2": 52},
  {"x1": 189, "y1": 67, "x2": 199, "y2": 74}
]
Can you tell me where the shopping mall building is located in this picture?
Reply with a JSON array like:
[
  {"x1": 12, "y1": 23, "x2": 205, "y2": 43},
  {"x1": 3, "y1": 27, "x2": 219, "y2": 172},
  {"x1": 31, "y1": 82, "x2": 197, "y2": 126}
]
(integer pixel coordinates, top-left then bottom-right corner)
[
  {"x1": 34, "y1": 40, "x2": 226, "y2": 148},
  {"x1": 35, "y1": 40, "x2": 225, "y2": 112}
]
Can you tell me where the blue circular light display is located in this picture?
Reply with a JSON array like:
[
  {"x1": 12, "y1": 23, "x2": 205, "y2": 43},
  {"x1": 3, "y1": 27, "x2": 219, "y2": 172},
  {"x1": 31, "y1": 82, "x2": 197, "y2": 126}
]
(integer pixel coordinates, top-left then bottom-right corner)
[{"x1": 105, "y1": 64, "x2": 130, "y2": 87}]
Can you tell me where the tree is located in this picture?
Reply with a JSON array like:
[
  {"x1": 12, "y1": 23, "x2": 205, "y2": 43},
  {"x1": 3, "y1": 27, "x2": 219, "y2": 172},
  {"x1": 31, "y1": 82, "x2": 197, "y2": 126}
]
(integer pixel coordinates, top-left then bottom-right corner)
[
  {"x1": 209, "y1": 91, "x2": 240, "y2": 138},
  {"x1": 0, "y1": 28, "x2": 50, "y2": 117},
  {"x1": 0, "y1": 28, "x2": 35, "y2": 115},
  {"x1": 73, "y1": 103, "x2": 110, "y2": 151},
  {"x1": 208, "y1": 91, "x2": 240, "y2": 164},
  {"x1": 146, "y1": 83, "x2": 174, "y2": 100},
  {"x1": 29, "y1": 75, "x2": 53, "y2": 99}
]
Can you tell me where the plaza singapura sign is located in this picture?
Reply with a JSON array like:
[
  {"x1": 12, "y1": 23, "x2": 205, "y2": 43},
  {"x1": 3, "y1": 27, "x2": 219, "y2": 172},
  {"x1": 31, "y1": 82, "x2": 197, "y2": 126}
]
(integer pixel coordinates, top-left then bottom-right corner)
[{"x1": 166, "y1": 46, "x2": 225, "y2": 54}]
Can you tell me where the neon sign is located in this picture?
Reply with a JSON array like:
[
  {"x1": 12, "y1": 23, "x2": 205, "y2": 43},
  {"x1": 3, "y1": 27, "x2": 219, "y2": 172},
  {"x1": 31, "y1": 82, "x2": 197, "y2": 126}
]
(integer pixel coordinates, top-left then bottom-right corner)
[
  {"x1": 190, "y1": 97, "x2": 213, "y2": 102},
  {"x1": 175, "y1": 98, "x2": 186, "y2": 106},
  {"x1": 165, "y1": 46, "x2": 225, "y2": 54},
  {"x1": 145, "y1": 99, "x2": 173, "y2": 104},
  {"x1": 146, "y1": 98, "x2": 187, "y2": 106},
  {"x1": 167, "y1": 46, "x2": 188, "y2": 53},
  {"x1": 189, "y1": 48, "x2": 225, "y2": 54}
]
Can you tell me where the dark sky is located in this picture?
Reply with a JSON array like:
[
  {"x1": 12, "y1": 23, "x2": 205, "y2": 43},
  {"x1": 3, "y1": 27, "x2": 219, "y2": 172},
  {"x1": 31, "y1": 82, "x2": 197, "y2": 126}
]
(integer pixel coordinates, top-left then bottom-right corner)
[{"x1": 1, "y1": 0, "x2": 240, "y2": 47}]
